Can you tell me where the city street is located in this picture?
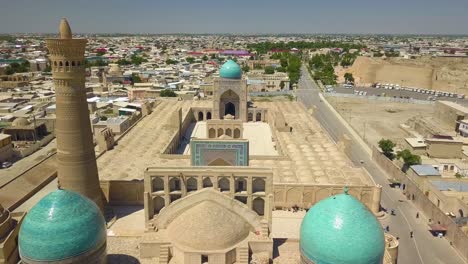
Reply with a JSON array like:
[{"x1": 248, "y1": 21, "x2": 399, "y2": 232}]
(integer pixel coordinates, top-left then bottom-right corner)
[{"x1": 297, "y1": 66, "x2": 467, "y2": 264}]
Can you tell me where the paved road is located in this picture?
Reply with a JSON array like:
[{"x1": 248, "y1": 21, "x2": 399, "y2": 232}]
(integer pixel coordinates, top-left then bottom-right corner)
[{"x1": 297, "y1": 66, "x2": 466, "y2": 264}]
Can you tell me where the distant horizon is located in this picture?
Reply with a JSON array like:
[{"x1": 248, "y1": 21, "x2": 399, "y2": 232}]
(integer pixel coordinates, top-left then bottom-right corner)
[
  {"x1": 1, "y1": 0, "x2": 468, "y2": 35},
  {"x1": 3, "y1": 32, "x2": 468, "y2": 37}
]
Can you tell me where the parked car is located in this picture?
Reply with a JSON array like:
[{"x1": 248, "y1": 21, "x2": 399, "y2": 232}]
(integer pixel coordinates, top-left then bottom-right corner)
[{"x1": 1, "y1": 162, "x2": 12, "y2": 169}]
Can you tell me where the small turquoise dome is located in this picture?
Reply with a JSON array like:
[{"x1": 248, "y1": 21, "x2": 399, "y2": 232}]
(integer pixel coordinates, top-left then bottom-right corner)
[
  {"x1": 300, "y1": 191, "x2": 385, "y2": 264},
  {"x1": 19, "y1": 189, "x2": 106, "y2": 262},
  {"x1": 219, "y1": 60, "x2": 242, "y2": 79}
]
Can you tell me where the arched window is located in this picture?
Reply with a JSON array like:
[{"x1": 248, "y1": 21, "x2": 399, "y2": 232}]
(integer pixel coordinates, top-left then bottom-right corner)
[
  {"x1": 252, "y1": 178, "x2": 266, "y2": 193},
  {"x1": 59, "y1": 61, "x2": 63, "y2": 66},
  {"x1": 206, "y1": 112, "x2": 212, "y2": 120},
  {"x1": 225, "y1": 128, "x2": 232, "y2": 137},
  {"x1": 71, "y1": 61, "x2": 76, "y2": 66},
  {"x1": 203, "y1": 177, "x2": 213, "y2": 188},
  {"x1": 187, "y1": 177, "x2": 197, "y2": 192},
  {"x1": 235, "y1": 177, "x2": 247, "y2": 193},
  {"x1": 208, "y1": 128, "x2": 216, "y2": 138},
  {"x1": 217, "y1": 128, "x2": 224, "y2": 137},
  {"x1": 77, "y1": 61, "x2": 81, "y2": 66},
  {"x1": 65, "y1": 61, "x2": 69, "y2": 67},
  {"x1": 54, "y1": 61, "x2": 57, "y2": 67},
  {"x1": 234, "y1": 128, "x2": 241, "y2": 139},
  {"x1": 248, "y1": 112, "x2": 253, "y2": 122},
  {"x1": 256, "y1": 112, "x2": 262, "y2": 122},
  {"x1": 198, "y1": 111, "x2": 204, "y2": 121},
  {"x1": 152, "y1": 177, "x2": 164, "y2": 192},
  {"x1": 218, "y1": 177, "x2": 230, "y2": 192},
  {"x1": 169, "y1": 177, "x2": 181, "y2": 192}
]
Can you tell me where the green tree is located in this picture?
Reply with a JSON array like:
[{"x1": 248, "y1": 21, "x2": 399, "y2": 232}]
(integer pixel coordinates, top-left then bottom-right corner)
[
  {"x1": 378, "y1": 139, "x2": 396, "y2": 160},
  {"x1": 160, "y1": 89, "x2": 177, "y2": 97},
  {"x1": 186, "y1": 57, "x2": 195, "y2": 64},
  {"x1": 397, "y1": 149, "x2": 421, "y2": 172},
  {"x1": 5, "y1": 61, "x2": 30, "y2": 75},
  {"x1": 117, "y1": 59, "x2": 131, "y2": 66},
  {"x1": 344, "y1": 73, "x2": 354, "y2": 83},
  {"x1": 264, "y1": 66, "x2": 275, "y2": 74},
  {"x1": 85, "y1": 59, "x2": 108, "y2": 68},
  {"x1": 280, "y1": 58, "x2": 288, "y2": 68},
  {"x1": 131, "y1": 73, "x2": 142, "y2": 84},
  {"x1": 131, "y1": 55, "x2": 148, "y2": 65},
  {"x1": 202, "y1": 55, "x2": 209, "y2": 61},
  {"x1": 165, "y1": 59, "x2": 178, "y2": 65},
  {"x1": 276, "y1": 66, "x2": 286, "y2": 72},
  {"x1": 242, "y1": 65, "x2": 250, "y2": 73}
]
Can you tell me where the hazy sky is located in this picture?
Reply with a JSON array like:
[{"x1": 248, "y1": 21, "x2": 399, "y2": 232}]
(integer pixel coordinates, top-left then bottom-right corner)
[{"x1": 1, "y1": 0, "x2": 468, "y2": 34}]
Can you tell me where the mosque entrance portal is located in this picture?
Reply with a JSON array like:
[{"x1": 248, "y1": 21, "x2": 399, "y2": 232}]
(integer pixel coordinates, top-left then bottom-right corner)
[
  {"x1": 219, "y1": 89, "x2": 239, "y2": 119},
  {"x1": 225, "y1": 102, "x2": 236, "y2": 117}
]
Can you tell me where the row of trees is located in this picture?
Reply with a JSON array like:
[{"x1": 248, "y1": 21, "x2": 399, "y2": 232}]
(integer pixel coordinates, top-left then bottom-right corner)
[
  {"x1": 247, "y1": 41, "x2": 366, "y2": 55},
  {"x1": 4, "y1": 61, "x2": 30, "y2": 75},
  {"x1": 309, "y1": 54, "x2": 338, "y2": 85},
  {"x1": 378, "y1": 139, "x2": 421, "y2": 171},
  {"x1": 269, "y1": 52, "x2": 301, "y2": 86},
  {"x1": 116, "y1": 55, "x2": 148, "y2": 66}
]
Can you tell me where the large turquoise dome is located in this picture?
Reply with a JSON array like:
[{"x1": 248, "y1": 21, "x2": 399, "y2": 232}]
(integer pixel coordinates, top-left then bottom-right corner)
[
  {"x1": 300, "y1": 191, "x2": 385, "y2": 264},
  {"x1": 19, "y1": 189, "x2": 106, "y2": 262},
  {"x1": 219, "y1": 60, "x2": 242, "y2": 79}
]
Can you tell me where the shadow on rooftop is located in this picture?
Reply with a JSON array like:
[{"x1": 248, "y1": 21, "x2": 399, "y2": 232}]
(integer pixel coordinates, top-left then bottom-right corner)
[{"x1": 108, "y1": 254, "x2": 140, "y2": 264}]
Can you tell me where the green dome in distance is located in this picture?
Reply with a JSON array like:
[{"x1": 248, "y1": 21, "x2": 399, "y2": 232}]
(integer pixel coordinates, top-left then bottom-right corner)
[
  {"x1": 300, "y1": 188, "x2": 385, "y2": 264},
  {"x1": 219, "y1": 60, "x2": 242, "y2": 79},
  {"x1": 19, "y1": 189, "x2": 106, "y2": 262}
]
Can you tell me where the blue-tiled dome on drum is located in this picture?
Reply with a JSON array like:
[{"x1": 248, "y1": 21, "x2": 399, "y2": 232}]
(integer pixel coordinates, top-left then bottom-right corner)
[
  {"x1": 18, "y1": 189, "x2": 107, "y2": 263},
  {"x1": 219, "y1": 60, "x2": 242, "y2": 79},
  {"x1": 300, "y1": 189, "x2": 385, "y2": 264}
]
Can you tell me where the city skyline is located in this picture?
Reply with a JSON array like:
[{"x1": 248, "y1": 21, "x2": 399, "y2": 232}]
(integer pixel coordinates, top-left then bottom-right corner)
[{"x1": 1, "y1": 0, "x2": 468, "y2": 34}]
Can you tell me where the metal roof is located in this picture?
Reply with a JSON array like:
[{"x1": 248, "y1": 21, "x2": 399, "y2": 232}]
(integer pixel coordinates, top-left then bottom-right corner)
[{"x1": 410, "y1": 165, "x2": 441, "y2": 176}]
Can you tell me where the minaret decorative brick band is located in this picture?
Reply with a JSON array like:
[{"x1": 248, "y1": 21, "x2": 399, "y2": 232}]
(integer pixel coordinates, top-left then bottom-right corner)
[{"x1": 46, "y1": 18, "x2": 103, "y2": 209}]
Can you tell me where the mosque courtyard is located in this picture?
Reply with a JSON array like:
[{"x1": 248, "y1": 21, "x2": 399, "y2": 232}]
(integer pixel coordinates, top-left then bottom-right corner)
[{"x1": 97, "y1": 99, "x2": 373, "y2": 186}]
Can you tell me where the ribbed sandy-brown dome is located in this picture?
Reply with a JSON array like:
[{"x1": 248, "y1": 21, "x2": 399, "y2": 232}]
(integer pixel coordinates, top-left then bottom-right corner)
[
  {"x1": 12, "y1": 117, "x2": 30, "y2": 127},
  {"x1": 167, "y1": 200, "x2": 252, "y2": 250}
]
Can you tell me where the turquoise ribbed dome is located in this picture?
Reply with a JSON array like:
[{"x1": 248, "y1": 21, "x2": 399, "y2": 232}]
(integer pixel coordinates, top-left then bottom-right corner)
[
  {"x1": 219, "y1": 60, "x2": 242, "y2": 79},
  {"x1": 300, "y1": 192, "x2": 385, "y2": 264},
  {"x1": 19, "y1": 189, "x2": 106, "y2": 262}
]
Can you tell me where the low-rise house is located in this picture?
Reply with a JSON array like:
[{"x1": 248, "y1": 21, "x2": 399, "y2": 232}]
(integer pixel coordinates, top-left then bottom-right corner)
[
  {"x1": 404, "y1": 138, "x2": 426, "y2": 155},
  {"x1": 426, "y1": 136, "x2": 463, "y2": 159}
]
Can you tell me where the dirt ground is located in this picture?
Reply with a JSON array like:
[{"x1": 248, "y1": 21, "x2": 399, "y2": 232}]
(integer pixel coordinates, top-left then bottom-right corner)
[{"x1": 327, "y1": 96, "x2": 435, "y2": 147}]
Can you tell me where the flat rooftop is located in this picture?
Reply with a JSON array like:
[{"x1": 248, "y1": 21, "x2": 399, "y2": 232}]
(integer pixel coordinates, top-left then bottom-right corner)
[
  {"x1": 431, "y1": 180, "x2": 468, "y2": 192},
  {"x1": 184, "y1": 121, "x2": 278, "y2": 156}
]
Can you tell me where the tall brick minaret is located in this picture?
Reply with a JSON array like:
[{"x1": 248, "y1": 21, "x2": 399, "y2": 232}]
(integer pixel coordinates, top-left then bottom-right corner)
[{"x1": 46, "y1": 18, "x2": 103, "y2": 209}]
